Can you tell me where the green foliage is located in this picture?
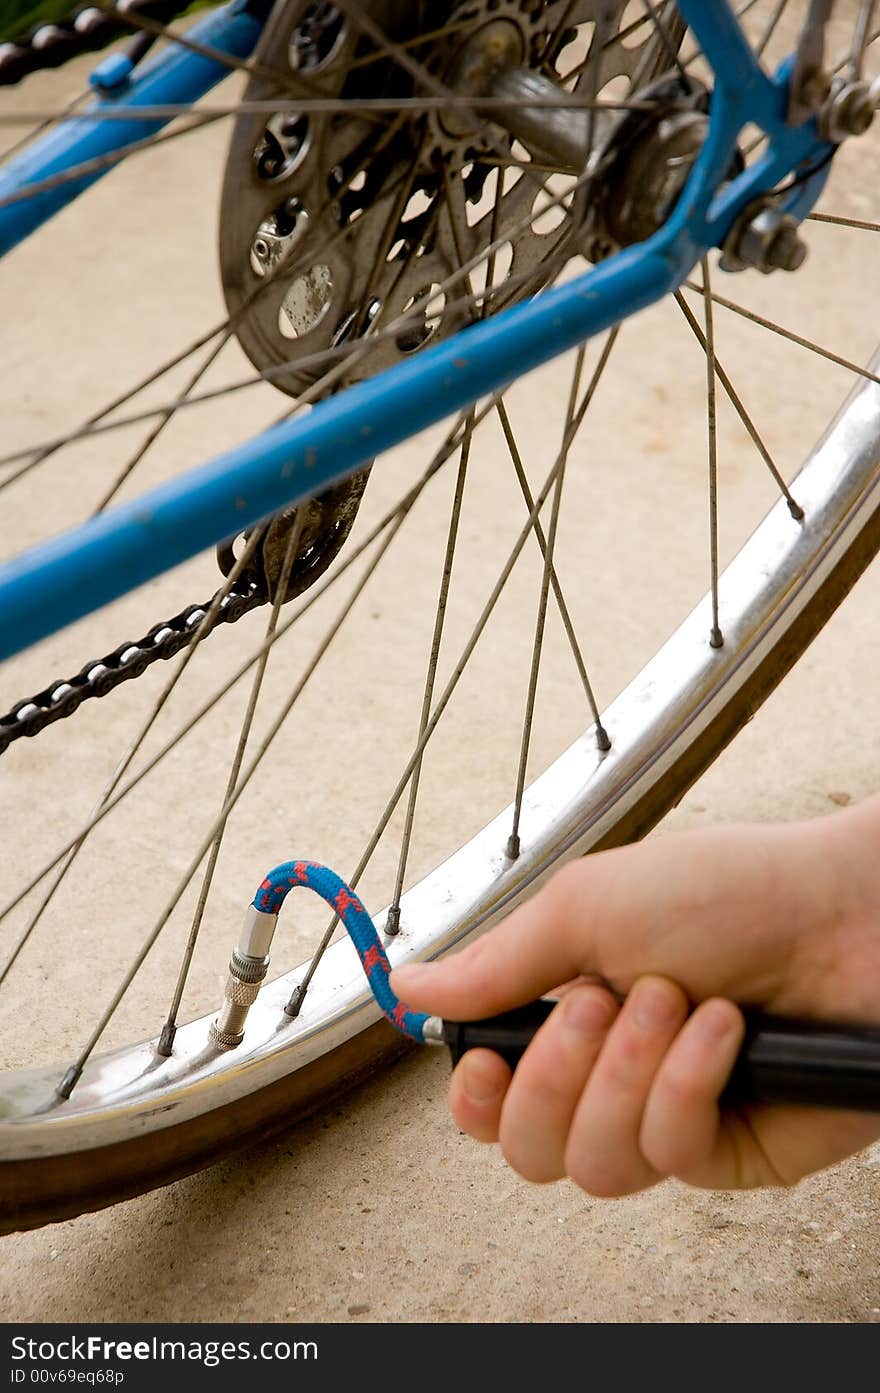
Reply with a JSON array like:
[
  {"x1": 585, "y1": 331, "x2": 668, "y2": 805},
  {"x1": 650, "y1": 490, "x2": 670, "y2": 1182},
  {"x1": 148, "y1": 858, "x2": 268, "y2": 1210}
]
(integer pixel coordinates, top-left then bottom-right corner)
[
  {"x1": 0, "y1": 0, "x2": 218, "y2": 44},
  {"x1": 2, "y1": 0, "x2": 77, "y2": 41}
]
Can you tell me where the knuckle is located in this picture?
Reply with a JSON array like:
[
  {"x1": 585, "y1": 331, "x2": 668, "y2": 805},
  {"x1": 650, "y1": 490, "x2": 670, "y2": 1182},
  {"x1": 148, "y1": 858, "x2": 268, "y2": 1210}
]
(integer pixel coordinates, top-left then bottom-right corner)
[
  {"x1": 595, "y1": 1028, "x2": 653, "y2": 1090},
  {"x1": 656, "y1": 1065, "x2": 706, "y2": 1112},
  {"x1": 455, "y1": 935, "x2": 503, "y2": 995},
  {"x1": 517, "y1": 1053, "x2": 578, "y2": 1107},
  {"x1": 546, "y1": 859, "x2": 592, "y2": 927}
]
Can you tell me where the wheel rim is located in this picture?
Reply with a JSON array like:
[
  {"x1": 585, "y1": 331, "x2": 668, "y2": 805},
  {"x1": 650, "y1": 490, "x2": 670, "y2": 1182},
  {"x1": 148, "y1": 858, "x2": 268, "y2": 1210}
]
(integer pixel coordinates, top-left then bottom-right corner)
[
  {"x1": 0, "y1": 1, "x2": 878, "y2": 1200},
  {"x1": 2, "y1": 354, "x2": 878, "y2": 1160}
]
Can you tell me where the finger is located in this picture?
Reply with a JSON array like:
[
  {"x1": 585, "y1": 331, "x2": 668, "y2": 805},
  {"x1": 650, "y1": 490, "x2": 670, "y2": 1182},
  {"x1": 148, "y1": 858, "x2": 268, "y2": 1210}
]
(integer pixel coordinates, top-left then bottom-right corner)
[
  {"x1": 498, "y1": 985, "x2": 619, "y2": 1183},
  {"x1": 390, "y1": 861, "x2": 607, "y2": 1020},
  {"x1": 391, "y1": 820, "x2": 811, "y2": 1024},
  {"x1": 564, "y1": 976, "x2": 689, "y2": 1197},
  {"x1": 448, "y1": 1049, "x2": 512, "y2": 1143},
  {"x1": 638, "y1": 999, "x2": 745, "y2": 1179}
]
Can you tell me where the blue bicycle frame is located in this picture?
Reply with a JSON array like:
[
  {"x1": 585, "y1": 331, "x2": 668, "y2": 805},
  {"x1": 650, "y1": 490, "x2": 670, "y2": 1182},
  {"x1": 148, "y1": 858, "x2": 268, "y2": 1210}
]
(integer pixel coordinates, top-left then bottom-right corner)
[{"x1": 0, "y1": 0, "x2": 834, "y2": 660}]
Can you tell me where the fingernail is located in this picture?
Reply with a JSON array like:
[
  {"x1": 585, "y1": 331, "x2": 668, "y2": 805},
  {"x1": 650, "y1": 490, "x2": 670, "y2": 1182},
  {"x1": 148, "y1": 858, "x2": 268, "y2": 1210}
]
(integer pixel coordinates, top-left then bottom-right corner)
[
  {"x1": 561, "y1": 988, "x2": 615, "y2": 1036},
  {"x1": 462, "y1": 1055, "x2": 505, "y2": 1104},
  {"x1": 631, "y1": 978, "x2": 681, "y2": 1032},
  {"x1": 694, "y1": 1000, "x2": 738, "y2": 1044}
]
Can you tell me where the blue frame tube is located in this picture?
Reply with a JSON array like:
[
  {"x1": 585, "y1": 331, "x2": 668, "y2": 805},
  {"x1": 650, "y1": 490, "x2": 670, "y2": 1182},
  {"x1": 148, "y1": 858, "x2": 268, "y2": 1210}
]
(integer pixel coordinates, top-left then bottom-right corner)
[
  {"x1": 0, "y1": 2, "x2": 262, "y2": 257},
  {"x1": 0, "y1": 0, "x2": 834, "y2": 662},
  {"x1": 0, "y1": 245, "x2": 673, "y2": 658}
]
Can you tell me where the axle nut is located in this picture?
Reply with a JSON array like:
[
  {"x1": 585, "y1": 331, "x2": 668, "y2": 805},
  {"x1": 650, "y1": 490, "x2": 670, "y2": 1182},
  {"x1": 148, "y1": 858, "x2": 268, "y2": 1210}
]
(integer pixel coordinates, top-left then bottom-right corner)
[{"x1": 720, "y1": 206, "x2": 808, "y2": 275}]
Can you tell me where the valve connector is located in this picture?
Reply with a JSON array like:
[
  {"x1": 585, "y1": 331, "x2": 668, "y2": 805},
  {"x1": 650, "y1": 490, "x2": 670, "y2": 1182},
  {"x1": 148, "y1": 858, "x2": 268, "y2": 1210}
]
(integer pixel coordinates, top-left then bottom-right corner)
[{"x1": 209, "y1": 951, "x2": 269, "y2": 1050}]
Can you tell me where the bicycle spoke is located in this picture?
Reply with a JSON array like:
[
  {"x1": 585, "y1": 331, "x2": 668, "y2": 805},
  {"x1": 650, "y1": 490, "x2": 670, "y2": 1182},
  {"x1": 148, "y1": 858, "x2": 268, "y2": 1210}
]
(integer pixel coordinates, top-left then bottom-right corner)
[
  {"x1": 683, "y1": 280, "x2": 880, "y2": 390},
  {"x1": 638, "y1": 0, "x2": 691, "y2": 88},
  {"x1": 347, "y1": 16, "x2": 474, "y2": 72},
  {"x1": 0, "y1": 525, "x2": 267, "y2": 990},
  {"x1": 0, "y1": 112, "x2": 224, "y2": 212},
  {"x1": 848, "y1": 0, "x2": 878, "y2": 80},
  {"x1": 831, "y1": 22, "x2": 880, "y2": 75},
  {"x1": 92, "y1": 332, "x2": 230, "y2": 515},
  {"x1": 681, "y1": 0, "x2": 762, "y2": 70},
  {"x1": 56, "y1": 507, "x2": 410, "y2": 1096},
  {"x1": 382, "y1": 81, "x2": 481, "y2": 935},
  {"x1": 0, "y1": 87, "x2": 88, "y2": 165},
  {"x1": 286, "y1": 377, "x2": 602, "y2": 1017},
  {"x1": 112, "y1": 6, "x2": 292, "y2": 89},
  {"x1": 0, "y1": 95, "x2": 670, "y2": 127},
  {"x1": 0, "y1": 150, "x2": 417, "y2": 480},
  {"x1": 385, "y1": 147, "x2": 591, "y2": 929},
  {"x1": 494, "y1": 397, "x2": 609, "y2": 745},
  {"x1": 700, "y1": 258, "x2": 723, "y2": 650},
  {"x1": 673, "y1": 289, "x2": 803, "y2": 520},
  {"x1": 1, "y1": 160, "x2": 588, "y2": 472},
  {"x1": 327, "y1": 0, "x2": 571, "y2": 204},
  {"x1": 0, "y1": 257, "x2": 533, "y2": 470},
  {"x1": 385, "y1": 413, "x2": 474, "y2": 936},
  {"x1": 0, "y1": 400, "x2": 492, "y2": 946},
  {"x1": 157, "y1": 507, "x2": 308, "y2": 1052},
  {"x1": 495, "y1": 26, "x2": 609, "y2": 754},
  {"x1": 755, "y1": 0, "x2": 789, "y2": 59},
  {"x1": 507, "y1": 344, "x2": 586, "y2": 861},
  {"x1": 808, "y1": 211, "x2": 880, "y2": 232}
]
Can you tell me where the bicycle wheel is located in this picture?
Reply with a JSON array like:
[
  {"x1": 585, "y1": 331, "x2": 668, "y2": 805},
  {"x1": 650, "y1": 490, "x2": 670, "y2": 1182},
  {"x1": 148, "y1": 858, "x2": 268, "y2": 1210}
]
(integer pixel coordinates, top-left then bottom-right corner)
[{"x1": 0, "y1": 1, "x2": 878, "y2": 1234}]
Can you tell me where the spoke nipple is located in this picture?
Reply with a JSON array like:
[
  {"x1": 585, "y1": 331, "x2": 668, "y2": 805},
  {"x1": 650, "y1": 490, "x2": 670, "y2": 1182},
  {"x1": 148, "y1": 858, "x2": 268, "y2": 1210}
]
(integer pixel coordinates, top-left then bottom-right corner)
[
  {"x1": 385, "y1": 905, "x2": 401, "y2": 936},
  {"x1": 506, "y1": 833, "x2": 521, "y2": 861},
  {"x1": 56, "y1": 1065, "x2": 82, "y2": 1101},
  {"x1": 596, "y1": 725, "x2": 611, "y2": 753},
  {"x1": 284, "y1": 984, "x2": 304, "y2": 1019},
  {"x1": 710, "y1": 626, "x2": 724, "y2": 650},
  {"x1": 787, "y1": 499, "x2": 805, "y2": 522},
  {"x1": 156, "y1": 1023, "x2": 177, "y2": 1057}
]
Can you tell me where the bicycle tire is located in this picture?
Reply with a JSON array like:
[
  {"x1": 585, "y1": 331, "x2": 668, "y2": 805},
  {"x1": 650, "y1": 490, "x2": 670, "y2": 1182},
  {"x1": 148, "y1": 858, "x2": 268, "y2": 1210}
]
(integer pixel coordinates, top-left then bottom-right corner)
[{"x1": 1, "y1": 0, "x2": 879, "y2": 1235}]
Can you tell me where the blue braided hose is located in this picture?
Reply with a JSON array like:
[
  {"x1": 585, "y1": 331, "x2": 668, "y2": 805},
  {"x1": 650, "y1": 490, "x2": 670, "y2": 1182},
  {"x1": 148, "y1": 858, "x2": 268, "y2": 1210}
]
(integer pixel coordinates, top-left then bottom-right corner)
[{"x1": 254, "y1": 860, "x2": 429, "y2": 1043}]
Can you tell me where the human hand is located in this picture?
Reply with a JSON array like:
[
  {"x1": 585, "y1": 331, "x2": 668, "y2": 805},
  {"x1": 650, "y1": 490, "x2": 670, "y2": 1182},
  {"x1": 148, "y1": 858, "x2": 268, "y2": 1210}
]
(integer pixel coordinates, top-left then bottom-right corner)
[{"x1": 391, "y1": 797, "x2": 880, "y2": 1194}]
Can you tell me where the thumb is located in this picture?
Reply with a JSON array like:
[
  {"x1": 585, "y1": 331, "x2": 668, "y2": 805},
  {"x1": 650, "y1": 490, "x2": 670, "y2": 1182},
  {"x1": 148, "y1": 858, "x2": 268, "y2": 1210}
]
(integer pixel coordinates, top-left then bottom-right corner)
[
  {"x1": 390, "y1": 862, "x2": 594, "y2": 1020},
  {"x1": 390, "y1": 818, "x2": 817, "y2": 1021}
]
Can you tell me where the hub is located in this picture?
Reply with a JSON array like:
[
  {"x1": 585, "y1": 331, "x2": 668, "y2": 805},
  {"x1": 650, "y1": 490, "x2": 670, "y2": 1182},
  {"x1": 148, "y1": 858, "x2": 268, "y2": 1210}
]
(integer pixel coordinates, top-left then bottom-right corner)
[
  {"x1": 440, "y1": 18, "x2": 526, "y2": 139},
  {"x1": 586, "y1": 78, "x2": 711, "y2": 255}
]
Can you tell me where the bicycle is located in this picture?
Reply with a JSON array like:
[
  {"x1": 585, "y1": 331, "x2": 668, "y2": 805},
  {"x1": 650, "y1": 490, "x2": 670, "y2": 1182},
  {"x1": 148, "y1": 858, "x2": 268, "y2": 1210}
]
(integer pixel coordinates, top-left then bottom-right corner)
[{"x1": 0, "y1": 0, "x2": 878, "y2": 1235}]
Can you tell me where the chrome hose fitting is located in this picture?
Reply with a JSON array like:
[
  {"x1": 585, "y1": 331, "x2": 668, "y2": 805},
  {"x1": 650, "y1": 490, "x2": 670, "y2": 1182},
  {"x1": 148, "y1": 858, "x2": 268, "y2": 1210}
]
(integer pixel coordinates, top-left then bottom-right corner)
[{"x1": 209, "y1": 905, "x2": 278, "y2": 1050}]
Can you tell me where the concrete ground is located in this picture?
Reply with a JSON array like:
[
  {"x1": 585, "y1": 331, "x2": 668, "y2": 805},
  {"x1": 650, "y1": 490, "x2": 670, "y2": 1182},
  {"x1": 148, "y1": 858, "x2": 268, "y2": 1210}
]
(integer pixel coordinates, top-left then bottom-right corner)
[{"x1": 0, "y1": 8, "x2": 879, "y2": 1323}]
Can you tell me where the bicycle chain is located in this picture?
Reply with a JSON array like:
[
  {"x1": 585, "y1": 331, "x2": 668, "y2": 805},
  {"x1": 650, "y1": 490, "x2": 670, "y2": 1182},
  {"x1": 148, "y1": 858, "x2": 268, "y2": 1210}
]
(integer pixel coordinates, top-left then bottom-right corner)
[
  {"x1": 0, "y1": 575, "x2": 267, "y2": 754},
  {"x1": 0, "y1": 1, "x2": 202, "y2": 87}
]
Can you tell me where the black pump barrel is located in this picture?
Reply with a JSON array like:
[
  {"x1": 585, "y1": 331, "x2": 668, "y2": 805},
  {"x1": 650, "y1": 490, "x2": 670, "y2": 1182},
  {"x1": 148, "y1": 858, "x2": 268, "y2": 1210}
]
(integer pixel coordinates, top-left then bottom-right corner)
[{"x1": 440, "y1": 1002, "x2": 880, "y2": 1111}]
